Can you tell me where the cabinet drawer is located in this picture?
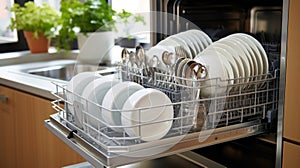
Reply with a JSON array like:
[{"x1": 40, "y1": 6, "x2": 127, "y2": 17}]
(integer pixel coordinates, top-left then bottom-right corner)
[
  {"x1": 282, "y1": 141, "x2": 300, "y2": 168},
  {"x1": 0, "y1": 85, "x2": 14, "y2": 112}
]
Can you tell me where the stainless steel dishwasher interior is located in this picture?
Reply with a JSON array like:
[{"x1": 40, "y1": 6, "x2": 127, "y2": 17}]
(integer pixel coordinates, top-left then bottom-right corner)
[{"x1": 23, "y1": 64, "x2": 116, "y2": 81}]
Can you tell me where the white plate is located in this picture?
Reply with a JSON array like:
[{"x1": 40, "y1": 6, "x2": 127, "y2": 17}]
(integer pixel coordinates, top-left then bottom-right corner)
[
  {"x1": 102, "y1": 81, "x2": 144, "y2": 132},
  {"x1": 189, "y1": 29, "x2": 212, "y2": 48},
  {"x1": 187, "y1": 31, "x2": 205, "y2": 52},
  {"x1": 198, "y1": 30, "x2": 213, "y2": 47},
  {"x1": 205, "y1": 45, "x2": 239, "y2": 90},
  {"x1": 229, "y1": 36, "x2": 258, "y2": 85},
  {"x1": 168, "y1": 36, "x2": 193, "y2": 58},
  {"x1": 194, "y1": 53, "x2": 228, "y2": 97},
  {"x1": 121, "y1": 88, "x2": 174, "y2": 141},
  {"x1": 176, "y1": 32, "x2": 198, "y2": 58},
  {"x1": 189, "y1": 29, "x2": 211, "y2": 51},
  {"x1": 201, "y1": 48, "x2": 234, "y2": 92},
  {"x1": 210, "y1": 43, "x2": 240, "y2": 79},
  {"x1": 215, "y1": 40, "x2": 245, "y2": 81},
  {"x1": 226, "y1": 37, "x2": 255, "y2": 82},
  {"x1": 184, "y1": 31, "x2": 202, "y2": 54},
  {"x1": 236, "y1": 33, "x2": 269, "y2": 80},
  {"x1": 232, "y1": 33, "x2": 263, "y2": 82},
  {"x1": 81, "y1": 78, "x2": 119, "y2": 129},
  {"x1": 218, "y1": 38, "x2": 251, "y2": 87},
  {"x1": 66, "y1": 72, "x2": 101, "y2": 127},
  {"x1": 157, "y1": 36, "x2": 192, "y2": 58}
]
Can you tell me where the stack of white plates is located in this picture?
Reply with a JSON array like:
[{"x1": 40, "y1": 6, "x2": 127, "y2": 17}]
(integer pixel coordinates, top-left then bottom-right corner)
[
  {"x1": 68, "y1": 75, "x2": 174, "y2": 141},
  {"x1": 146, "y1": 29, "x2": 212, "y2": 71},
  {"x1": 194, "y1": 33, "x2": 269, "y2": 97}
]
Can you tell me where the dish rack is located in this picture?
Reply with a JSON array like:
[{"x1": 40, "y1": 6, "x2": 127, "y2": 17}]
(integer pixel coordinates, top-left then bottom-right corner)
[{"x1": 46, "y1": 65, "x2": 279, "y2": 168}]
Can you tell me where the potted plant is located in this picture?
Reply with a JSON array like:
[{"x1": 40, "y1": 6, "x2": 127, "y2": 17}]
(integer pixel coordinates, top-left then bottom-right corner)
[
  {"x1": 115, "y1": 9, "x2": 146, "y2": 48},
  {"x1": 56, "y1": 0, "x2": 116, "y2": 63},
  {"x1": 8, "y1": 2, "x2": 60, "y2": 53},
  {"x1": 57, "y1": 0, "x2": 116, "y2": 49},
  {"x1": 56, "y1": 0, "x2": 146, "y2": 64}
]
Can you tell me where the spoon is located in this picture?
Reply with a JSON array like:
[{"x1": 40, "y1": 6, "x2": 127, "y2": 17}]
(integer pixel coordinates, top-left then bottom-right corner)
[{"x1": 121, "y1": 48, "x2": 129, "y2": 64}]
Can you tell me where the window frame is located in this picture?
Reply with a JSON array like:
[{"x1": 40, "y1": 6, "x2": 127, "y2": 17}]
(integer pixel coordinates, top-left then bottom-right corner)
[{"x1": 0, "y1": 0, "x2": 32, "y2": 53}]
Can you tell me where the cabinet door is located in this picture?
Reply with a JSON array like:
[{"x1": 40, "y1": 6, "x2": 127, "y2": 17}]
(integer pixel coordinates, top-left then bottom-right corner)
[
  {"x1": 284, "y1": 0, "x2": 300, "y2": 142},
  {"x1": 282, "y1": 142, "x2": 300, "y2": 168},
  {"x1": 0, "y1": 86, "x2": 16, "y2": 168},
  {"x1": 13, "y1": 88, "x2": 84, "y2": 167}
]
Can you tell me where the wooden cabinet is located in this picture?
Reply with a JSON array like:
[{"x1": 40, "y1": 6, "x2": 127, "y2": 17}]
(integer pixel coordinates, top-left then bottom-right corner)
[
  {"x1": 0, "y1": 86, "x2": 16, "y2": 168},
  {"x1": 282, "y1": 142, "x2": 300, "y2": 168},
  {"x1": 282, "y1": 0, "x2": 300, "y2": 167},
  {"x1": 283, "y1": 0, "x2": 300, "y2": 142},
  {"x1": 0, "y1": 85, "x2": 84, "y2": 168}
]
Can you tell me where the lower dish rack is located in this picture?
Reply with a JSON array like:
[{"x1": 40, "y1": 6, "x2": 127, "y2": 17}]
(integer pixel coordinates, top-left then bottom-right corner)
[{"x1": 45, "y1": 66, "x2": 279, "y2": 168}]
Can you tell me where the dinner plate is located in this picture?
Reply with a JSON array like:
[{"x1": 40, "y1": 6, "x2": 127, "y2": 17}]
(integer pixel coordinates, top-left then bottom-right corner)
[
  {"x1": 156, "y1": 37, "x2": 191, "y2": 59},
  {"x1": 189, "y1": 29, "x2": 211, "y2": 51},
  {"x1": 184, "y1": 31, "x2": 202, "y2": 53},
  {"x1": 232, "y1": 33, "x2": 263, "y2": 83},
  {"x1": 210, "y1": 43, "x2": 240, "y2": 79},
  {"x1": 81, "y1": 78, "x2": 119, "y2": 129},
  {"x1": 201, "y1": 48, "x2": 234, "y2": 91},
  {"x1": 194, "y1": 53, "x2": 228, "y2": 97},
  {"x1": 66, "y1": 72, "x2": 101, "y2": 127},
  {"x1": 176, "y1": 32, "x2": 198, "y2": 58},
  {"x1": 121, "y1": 88, "x2": 174, "y2": 141},
  {"x1": 235, "y1": 33, "x2": 269, "y2": 80},
  {"x1": 226, "y1": 37, "x2": 255, "y2": 83},
  {"x1": 218, "y1": 38, "x2": 251, "y2": 87},
  {"x1": 187, "y1": 31, "x2": 205, "y2": 52},
  {"x1": 213, "y1": 41, "x2": 245, "y2": 88},
  {"x1": 229, "y1": 36, "x2": 258, "y2": 85},
  {"x1": 102, "y1": 81, "x2": 144, "y2": 132},
  {"x1": 189, "y1": 29, "x2": 212, "y2": 48},
  {"x1": 168, "y1": 36, "x2": 193, "y2": 58},
  {"x1": 198, "y1": 30, "x2": 213, "y2": 47}
]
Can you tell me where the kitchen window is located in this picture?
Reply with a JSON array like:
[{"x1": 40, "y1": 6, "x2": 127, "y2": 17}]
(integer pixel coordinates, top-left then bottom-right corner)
[
  {"x1": 0, "y1": 0, "x2": 150, "y2": 53},
  {"x1": 0, "y1": 0, "x2": 29, "y2": 53}
]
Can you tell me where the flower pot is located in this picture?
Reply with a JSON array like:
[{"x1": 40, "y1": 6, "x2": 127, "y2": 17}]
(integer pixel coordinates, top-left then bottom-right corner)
[
  {"x1": 116, "y1": 37, "x2": 138, "y2": 48},
  {"x1": 77, "y1": 31, "x2": 114, "y2": 65},
  {"x1": 23, "y1": 31, "x2": 50, "y2": 53}
]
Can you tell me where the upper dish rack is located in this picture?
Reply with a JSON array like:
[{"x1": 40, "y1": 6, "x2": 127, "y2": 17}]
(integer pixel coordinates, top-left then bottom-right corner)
[{"x1": 51, "y1": 64, "x2": 279, "y2": 156}]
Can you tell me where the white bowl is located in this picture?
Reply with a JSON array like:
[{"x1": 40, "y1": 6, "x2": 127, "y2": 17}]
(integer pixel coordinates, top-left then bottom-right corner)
[
  {"x1": 102, "y1": 81, "x2": 144, "y2": 132},
  {"x1": 121, "y1": 88, "x2": 174, "y2": 141},
  {"x1": 66, "y1": 72, "x2": 101, "y2": 127},
  {"x1": 81, "y1": 77, "x2": 119, "y2": 129}
]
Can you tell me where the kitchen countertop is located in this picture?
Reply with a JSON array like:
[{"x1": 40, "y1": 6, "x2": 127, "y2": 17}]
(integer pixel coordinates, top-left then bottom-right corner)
[
  {"x1": 0, "y1": 58, "x2": 75, "y2": 100},
  {"x1": 0, "y1": 47, "x2": 123, "y2": 100}
]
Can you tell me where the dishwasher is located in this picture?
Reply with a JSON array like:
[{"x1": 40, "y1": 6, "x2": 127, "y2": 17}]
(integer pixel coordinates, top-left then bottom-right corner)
[{"x1": 45, "y1": 0, "x2": 286, "y2": 167}]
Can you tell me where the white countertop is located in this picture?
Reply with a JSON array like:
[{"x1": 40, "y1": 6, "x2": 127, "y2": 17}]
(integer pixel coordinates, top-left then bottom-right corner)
[
  {"x1": 0, "y1": 59, "x2": 75, "y2": 99},
  {"x1": 0, "y1": 46, "x2": 124, "y2": 100}
]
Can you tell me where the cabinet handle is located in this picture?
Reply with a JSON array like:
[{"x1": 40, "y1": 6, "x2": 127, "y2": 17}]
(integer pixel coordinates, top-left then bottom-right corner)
[{"x1": 0, "y1": 95, "x2": 8, "y2": 103}]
